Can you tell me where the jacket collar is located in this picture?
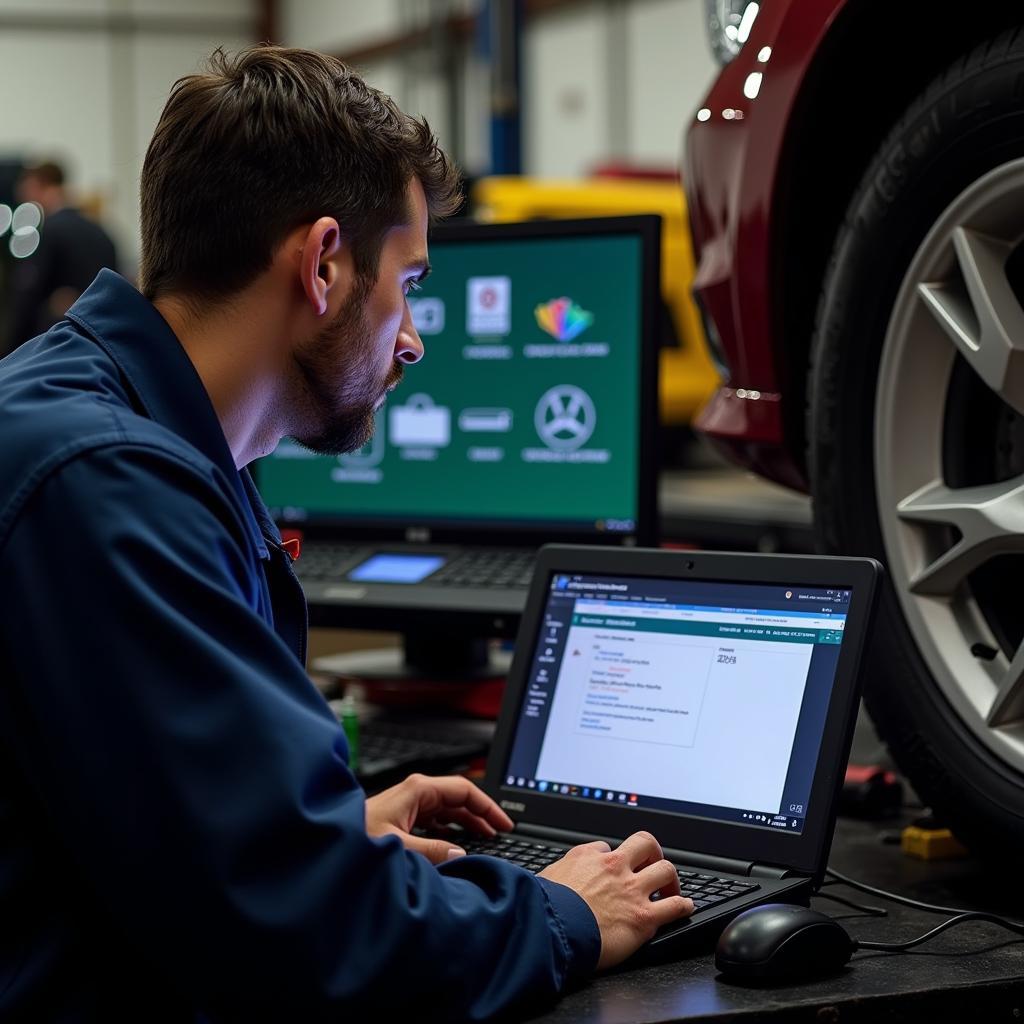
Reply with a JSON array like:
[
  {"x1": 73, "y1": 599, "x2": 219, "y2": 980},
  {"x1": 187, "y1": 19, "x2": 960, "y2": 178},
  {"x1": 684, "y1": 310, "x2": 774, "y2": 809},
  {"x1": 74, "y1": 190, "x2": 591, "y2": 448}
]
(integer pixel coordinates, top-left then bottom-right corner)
[{"x1": 66, "y1": 270, "x2": 270, "y2": 559}]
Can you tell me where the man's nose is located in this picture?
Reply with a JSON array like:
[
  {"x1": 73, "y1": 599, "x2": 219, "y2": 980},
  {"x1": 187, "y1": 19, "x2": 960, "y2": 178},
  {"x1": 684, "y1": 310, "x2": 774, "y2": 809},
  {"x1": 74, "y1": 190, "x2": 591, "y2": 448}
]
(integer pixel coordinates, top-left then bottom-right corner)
[{"x1": 396, "y1": 303, "x2": 424, "y2": 364}]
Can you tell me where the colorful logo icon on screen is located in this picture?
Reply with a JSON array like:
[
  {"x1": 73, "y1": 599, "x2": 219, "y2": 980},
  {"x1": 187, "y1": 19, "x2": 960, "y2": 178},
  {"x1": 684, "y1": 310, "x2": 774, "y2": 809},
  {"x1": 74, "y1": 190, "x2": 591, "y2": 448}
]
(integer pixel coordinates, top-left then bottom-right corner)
[{"x1": 534, "y1": 297, "x2": 593, "y2": 341}]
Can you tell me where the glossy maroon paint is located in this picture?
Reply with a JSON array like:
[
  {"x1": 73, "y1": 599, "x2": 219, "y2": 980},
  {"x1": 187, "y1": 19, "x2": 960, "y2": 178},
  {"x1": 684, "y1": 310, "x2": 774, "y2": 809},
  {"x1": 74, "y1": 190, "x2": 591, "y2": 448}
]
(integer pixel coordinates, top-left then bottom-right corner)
[{"x1": 684, "y1": 0, "x2": 847, "y2": 491}]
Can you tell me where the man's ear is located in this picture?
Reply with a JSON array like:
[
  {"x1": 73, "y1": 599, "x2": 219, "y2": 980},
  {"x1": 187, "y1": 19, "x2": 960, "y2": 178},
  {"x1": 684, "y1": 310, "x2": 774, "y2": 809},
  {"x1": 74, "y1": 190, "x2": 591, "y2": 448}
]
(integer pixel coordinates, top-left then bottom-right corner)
[{"x1": 299, "y1": 216, "x2": 344, "y2": 317}]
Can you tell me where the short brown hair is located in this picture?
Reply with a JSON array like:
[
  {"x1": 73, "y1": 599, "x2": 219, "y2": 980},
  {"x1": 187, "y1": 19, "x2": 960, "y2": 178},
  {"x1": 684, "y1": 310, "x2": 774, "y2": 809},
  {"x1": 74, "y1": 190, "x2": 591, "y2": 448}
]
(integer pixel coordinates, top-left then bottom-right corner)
[
  {"x1": 22, "y1": 161, "x2": 65, "y2": 188},
  {"x1": 139, "y1": 46, "x2": 461, "y2": 302}
]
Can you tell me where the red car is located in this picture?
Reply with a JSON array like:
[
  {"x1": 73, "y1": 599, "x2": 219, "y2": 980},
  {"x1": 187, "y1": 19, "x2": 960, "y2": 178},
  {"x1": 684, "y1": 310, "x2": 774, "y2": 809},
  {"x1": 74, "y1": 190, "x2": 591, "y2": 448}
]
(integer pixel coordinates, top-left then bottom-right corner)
[{"x1": 685, "y1": 0, "x2": 1024, "y2": 858}]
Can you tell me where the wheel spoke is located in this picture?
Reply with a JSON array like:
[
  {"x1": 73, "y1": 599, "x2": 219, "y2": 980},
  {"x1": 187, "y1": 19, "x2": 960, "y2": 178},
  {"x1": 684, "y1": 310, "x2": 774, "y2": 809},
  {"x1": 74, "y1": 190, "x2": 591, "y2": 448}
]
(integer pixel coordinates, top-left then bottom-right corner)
[
  {"x1": 875, "y1": 158, "x2": 1024, "y2": 773},
  {"x1": 988, "y1": 643, "x2": 1024, "y2": 728},
  {"x1": 896, "y1": 475, "x2": 1024, "y2": 596},
  {"x1": 918, "y1": 227, "x2": 1024, "y2": 413}
]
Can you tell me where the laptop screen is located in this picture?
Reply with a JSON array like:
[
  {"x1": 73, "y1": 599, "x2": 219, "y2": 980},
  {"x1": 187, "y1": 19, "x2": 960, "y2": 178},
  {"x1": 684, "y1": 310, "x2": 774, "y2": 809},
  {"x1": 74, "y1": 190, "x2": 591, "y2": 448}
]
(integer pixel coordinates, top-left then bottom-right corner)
[
  {"x1": 256, "y1": 217, "x2": 658, "y2": 542},
  {"x1": 502, "y1": 571, "x2": 853, "y2": 837}
]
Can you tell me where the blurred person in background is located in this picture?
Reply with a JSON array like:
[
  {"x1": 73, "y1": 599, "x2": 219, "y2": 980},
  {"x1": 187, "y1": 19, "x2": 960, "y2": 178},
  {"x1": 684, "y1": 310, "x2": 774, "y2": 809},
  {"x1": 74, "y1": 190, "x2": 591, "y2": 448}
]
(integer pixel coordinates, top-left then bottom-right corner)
[{"x1": 6, "y1": 159, "x2": 118, "y2": 352}]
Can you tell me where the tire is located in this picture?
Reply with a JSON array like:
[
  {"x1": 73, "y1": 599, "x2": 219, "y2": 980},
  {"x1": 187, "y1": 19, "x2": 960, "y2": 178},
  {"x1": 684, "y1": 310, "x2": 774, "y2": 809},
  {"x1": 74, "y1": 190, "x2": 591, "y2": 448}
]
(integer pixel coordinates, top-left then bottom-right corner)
[{"x1": 809, "y1": 27, "x2": 1024, "y2": 859}]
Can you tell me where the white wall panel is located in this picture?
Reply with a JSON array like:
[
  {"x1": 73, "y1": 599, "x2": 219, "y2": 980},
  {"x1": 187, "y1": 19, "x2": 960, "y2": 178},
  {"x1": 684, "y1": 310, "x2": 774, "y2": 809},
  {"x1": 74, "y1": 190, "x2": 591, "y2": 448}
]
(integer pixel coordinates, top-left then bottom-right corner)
[
  {"x1": 0, "y1": 29, "x2": 115, "y2": 202},
  {"x1": 523, "y1": 4, "x2": 608, "y2": 178},
  {"x1": 0, "y1": 0, "x2": 256, "y2": 271},
  {"x1": 281, "y1": 0, "x2": 402, "y2": 53},
  {"x1": 0, "y1": 0, "x2": 107, "y2": 13},
  {"x1": 626, "y1": 0, "x2": 716, "y2": 167}
]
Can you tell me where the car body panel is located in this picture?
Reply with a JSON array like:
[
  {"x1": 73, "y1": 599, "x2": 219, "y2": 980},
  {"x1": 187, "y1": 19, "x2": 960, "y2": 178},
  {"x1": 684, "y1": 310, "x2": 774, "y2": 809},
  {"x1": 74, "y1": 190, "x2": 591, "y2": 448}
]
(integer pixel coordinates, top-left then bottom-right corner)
[{"x1": 685, "y1": 0, "x2": 847, "y2": 490}]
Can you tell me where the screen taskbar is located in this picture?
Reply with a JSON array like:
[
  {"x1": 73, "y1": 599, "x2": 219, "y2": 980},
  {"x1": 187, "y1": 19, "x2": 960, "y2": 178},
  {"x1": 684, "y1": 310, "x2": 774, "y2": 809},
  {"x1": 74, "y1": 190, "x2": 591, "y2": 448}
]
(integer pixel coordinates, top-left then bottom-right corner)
[{"x1": 501, "y1": 776, "x2": 806, "y2": 834}]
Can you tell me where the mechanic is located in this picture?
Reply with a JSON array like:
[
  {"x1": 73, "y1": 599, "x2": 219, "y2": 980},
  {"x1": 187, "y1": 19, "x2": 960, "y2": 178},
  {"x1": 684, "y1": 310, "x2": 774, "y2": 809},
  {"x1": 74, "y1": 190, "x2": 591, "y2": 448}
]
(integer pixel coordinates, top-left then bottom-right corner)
[{"x1": 0, "y1": 45, "x2": 692, "y2": 1021}]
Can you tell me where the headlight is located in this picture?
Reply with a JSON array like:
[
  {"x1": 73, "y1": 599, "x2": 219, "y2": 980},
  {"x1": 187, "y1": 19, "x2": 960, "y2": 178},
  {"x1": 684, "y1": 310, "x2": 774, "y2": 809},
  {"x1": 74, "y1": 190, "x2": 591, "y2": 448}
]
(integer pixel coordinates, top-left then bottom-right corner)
[{"x1": 705, "y1": 0, "x2": 761, "y2": 65}]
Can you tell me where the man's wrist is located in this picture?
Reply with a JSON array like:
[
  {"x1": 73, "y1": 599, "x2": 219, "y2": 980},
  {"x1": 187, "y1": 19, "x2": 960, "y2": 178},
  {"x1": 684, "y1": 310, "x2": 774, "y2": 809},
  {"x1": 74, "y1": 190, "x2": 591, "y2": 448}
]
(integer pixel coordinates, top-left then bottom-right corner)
[{"x1": 535, "y1": 876, "x2": 602, "y2": 988}]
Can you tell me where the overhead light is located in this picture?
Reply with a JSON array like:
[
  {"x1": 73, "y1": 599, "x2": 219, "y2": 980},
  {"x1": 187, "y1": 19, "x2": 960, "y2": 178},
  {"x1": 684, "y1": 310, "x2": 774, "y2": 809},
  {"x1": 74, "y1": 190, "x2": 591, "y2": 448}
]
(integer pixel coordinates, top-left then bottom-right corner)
[
  {"x1": 736, "y1": 2, "x2": 760, "y2": 44},
  {"x1": 11, "y1": 202, "x2": 42, "y2": 233},
  {"x1": 743, "y1": 71, "x2": 763, "y2": 100},
  {"x1": 10, "y1": 226, "x2": 40, "y2": 259},
  {"x1": 705, "y1": 1, "x2": 763, "y2": 64}
]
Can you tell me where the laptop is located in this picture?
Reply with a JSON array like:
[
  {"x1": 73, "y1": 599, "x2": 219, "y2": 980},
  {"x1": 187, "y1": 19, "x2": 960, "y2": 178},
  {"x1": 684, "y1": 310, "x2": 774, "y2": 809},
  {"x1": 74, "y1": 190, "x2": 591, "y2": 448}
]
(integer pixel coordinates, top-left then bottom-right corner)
[{"x1": 459, "y1": 544, "x2": 881, "y2": 956}]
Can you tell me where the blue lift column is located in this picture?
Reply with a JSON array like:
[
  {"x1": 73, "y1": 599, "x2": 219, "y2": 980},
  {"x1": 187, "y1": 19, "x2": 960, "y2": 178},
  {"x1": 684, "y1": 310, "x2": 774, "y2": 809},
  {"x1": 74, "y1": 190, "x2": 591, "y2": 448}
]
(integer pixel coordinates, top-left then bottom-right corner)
[{"x1": 485, "y1": 0, "x2": 523, "y2": 174}]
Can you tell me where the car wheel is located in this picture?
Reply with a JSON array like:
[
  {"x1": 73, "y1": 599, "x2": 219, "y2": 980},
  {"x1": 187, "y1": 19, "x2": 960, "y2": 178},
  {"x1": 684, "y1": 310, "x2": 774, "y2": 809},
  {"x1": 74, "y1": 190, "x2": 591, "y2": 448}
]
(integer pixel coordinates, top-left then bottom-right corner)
[{"x1": 809, "y1": 28, "x2": 1024, "y2": 858}]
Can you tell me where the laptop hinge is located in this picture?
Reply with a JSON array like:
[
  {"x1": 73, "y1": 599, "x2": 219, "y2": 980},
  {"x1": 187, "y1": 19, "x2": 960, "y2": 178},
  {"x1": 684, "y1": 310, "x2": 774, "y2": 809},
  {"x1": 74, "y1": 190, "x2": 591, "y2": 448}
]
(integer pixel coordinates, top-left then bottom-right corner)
[
  {"x1": 749, "y1": 862, "x2": 798, "y2": 881},
  {"x1": 660, "y1": 845, "x2": 753, "y2": 877}
]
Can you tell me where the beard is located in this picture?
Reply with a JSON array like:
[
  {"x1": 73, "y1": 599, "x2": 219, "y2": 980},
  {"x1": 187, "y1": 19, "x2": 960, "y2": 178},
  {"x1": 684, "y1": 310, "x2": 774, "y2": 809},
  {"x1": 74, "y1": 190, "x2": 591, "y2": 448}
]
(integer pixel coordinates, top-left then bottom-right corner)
[{"x1": 289, "y1": 280, "x2": 402, "y2": 456}]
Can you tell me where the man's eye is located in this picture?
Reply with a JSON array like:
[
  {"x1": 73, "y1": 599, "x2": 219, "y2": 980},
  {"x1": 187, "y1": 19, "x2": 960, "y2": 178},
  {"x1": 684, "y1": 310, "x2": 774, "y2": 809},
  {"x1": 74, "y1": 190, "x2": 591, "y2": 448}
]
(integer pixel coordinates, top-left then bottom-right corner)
[{"x1": 405, "y1": 279, "x2": 422, "y2": 297}]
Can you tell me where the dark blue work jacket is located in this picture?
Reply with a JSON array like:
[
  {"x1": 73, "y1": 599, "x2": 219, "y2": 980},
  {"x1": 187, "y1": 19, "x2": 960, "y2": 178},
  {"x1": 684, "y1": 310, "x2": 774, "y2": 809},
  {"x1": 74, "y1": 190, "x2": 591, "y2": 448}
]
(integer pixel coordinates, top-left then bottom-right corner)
[{"x1": 0, "y1": 270, "x2": 599, "y2": 1022}]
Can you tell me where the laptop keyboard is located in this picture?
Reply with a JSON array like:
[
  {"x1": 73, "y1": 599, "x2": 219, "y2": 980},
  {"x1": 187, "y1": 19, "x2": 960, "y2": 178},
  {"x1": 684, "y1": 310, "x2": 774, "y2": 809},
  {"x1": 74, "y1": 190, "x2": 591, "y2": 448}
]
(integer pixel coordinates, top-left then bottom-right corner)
[
  {"x1": 458, "y1": 834, "x2": 761, "y2": 911},
  {"x1": 295, "y1": 543, "x2": 534, "y2": 588},
  {"x1": 673, "y1": 870, "x2": 761, "y2": 910}
]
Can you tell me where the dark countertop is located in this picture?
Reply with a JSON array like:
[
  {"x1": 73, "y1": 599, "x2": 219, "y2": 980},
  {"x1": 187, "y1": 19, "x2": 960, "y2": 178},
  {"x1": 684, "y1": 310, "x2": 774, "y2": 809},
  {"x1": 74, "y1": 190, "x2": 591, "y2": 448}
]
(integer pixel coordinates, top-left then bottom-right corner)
[
  {"x1": 525, "y1": 814, "x2": 1024, "y2": 1023},
  {"x1": 659, "y1": 469, "x2": 814, "y2": 553}
]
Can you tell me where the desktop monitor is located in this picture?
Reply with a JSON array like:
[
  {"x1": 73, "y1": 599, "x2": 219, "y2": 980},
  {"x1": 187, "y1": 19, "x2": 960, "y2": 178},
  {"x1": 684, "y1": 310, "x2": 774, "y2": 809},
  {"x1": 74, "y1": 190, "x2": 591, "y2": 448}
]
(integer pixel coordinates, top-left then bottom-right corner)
[{"x1": 254, "y1": 215, "x2": 661, "y2": 667}]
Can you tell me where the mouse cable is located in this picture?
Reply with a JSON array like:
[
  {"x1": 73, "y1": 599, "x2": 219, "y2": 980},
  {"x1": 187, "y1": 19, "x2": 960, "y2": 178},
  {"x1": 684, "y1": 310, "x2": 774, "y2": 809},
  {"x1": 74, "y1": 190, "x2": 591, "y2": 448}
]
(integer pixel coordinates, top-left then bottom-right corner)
[
  {"x1": 854, "y1": 911, "x2": 1024, "y2": 952},
  {"x1": 826, "y1": 867, "x2": 1024, "y2": 952},
  {"x1": 813, "y1": 889, "x2": 888, "y2": 917},
  {"x1": 826, "y1": 866, "x2": 1024, "y2": 921}
]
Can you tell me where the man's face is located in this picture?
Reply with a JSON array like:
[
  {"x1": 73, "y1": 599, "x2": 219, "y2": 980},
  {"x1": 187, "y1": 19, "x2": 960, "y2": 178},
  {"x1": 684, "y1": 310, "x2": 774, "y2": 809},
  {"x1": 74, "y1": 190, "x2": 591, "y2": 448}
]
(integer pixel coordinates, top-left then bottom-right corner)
[
  {"x1": 15, "y1": 174, "x2": 44, "y2": 208},
  {"x1": 290, "y1": 179, "x2": 429, "y2": 455}
]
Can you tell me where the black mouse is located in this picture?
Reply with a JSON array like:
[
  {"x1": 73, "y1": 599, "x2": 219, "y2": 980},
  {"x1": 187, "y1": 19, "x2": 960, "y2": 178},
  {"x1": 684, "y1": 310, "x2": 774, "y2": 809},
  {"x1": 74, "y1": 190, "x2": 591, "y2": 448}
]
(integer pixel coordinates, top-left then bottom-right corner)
[{"x1": 715, "y1": 904, "x2": 855, "y2": 982}]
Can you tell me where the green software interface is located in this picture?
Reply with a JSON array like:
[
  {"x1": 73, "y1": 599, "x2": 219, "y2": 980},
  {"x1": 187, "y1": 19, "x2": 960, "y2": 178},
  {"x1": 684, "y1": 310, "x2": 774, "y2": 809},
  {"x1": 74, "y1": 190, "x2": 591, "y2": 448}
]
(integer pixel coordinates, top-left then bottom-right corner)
[{"x1": 258, "y1": 230, "x2": 644, "y2": 533}]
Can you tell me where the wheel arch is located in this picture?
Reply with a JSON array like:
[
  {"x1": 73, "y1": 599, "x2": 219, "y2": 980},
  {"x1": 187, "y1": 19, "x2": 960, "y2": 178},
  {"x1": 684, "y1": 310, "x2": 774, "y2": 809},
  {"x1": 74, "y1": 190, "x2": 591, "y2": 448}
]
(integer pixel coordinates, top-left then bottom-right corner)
[{"x1": 771, "y1": 2, "x2": 1024, "y2": 481}]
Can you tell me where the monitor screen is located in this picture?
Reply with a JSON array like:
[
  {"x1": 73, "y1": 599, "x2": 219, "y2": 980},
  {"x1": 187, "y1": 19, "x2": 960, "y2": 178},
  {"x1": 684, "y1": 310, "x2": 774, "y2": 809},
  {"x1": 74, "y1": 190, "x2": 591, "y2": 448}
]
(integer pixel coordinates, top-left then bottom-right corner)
[
  {"x1": 256, "y1": 217, "x2": 658, "y2": 544},
  {"x1": 501, "y1": 572, "x2": 854, "y2": 836}
]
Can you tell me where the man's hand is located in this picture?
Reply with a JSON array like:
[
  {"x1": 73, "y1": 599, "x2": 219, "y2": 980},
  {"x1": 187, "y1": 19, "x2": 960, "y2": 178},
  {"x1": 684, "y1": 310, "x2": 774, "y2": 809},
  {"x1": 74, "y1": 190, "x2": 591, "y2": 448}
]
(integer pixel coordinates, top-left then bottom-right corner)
[
  {"x1": 365, "y1": 773, "x2": 514, "y2": 864},
  {"x1": 539, "y1": 831, "x2": 694, "y2": 969}
]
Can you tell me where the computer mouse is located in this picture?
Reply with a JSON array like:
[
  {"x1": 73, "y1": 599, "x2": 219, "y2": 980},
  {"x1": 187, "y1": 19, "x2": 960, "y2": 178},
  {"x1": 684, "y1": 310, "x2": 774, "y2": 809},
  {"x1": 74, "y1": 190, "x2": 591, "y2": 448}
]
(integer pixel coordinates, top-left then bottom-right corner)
[{"x1": 715, "y1": 904, "x2": 855, "y2": 983}]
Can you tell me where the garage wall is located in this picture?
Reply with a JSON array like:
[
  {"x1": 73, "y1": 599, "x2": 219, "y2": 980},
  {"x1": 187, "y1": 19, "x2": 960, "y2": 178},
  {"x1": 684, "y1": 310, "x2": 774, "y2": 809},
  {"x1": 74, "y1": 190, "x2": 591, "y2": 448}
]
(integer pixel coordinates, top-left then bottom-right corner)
[
  {"x1": 0, "y1": 0, "x2": 718, "y2": 270},
  {"x1": 280, "y1": 0, "x2": 404, "y2": 52},
  {"x1": 280, "y1": 0, "x2": 718, "y2": 178},
  {"x1": 0, "y1": 0, "x2": 255, "y2": 273}
]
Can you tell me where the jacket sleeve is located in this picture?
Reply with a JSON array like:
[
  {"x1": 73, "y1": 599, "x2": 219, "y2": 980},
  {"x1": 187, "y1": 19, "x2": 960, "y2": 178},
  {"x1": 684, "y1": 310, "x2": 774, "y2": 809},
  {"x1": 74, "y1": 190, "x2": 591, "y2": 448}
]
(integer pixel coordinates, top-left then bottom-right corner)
[{"x1": 0, "y1": 442, "x2": 600, "y2": 1022}]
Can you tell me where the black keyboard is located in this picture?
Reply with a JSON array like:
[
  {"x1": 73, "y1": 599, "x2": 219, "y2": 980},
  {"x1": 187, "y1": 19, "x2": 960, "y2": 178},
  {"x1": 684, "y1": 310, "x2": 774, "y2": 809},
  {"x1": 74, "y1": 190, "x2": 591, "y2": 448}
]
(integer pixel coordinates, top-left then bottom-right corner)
[
  {"x1": 293, "y1": 543, "x2": 362, "y2": 581},
  {"x1": 429, "y1": 551, "x2": 534, "y2": 589},
  {"x1": 296, "y1": 543, "x2": 534, "y2": 589},
  {"x1": 458, "y1": 834, "x2": 761, "y2": 911},
  {"x1": 342, "y1": 717, "x2": 490, "y2": 788}
]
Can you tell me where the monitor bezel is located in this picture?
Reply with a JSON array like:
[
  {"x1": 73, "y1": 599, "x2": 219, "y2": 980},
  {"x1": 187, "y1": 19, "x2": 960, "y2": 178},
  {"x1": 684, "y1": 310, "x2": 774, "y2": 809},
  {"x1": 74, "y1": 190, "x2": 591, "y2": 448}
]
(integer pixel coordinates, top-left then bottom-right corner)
[
  {"x1": 483, "y1": 545, "x2": 881, "y2": 883},
  {"x1": 255, "y1": 215, "x2": 661, "y2": 548}
]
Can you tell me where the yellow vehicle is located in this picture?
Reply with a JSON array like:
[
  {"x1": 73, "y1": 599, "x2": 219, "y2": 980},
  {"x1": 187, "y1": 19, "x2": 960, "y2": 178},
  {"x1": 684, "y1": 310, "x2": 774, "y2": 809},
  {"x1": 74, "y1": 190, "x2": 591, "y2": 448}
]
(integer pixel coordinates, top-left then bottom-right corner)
[{"x1": 472, "y1": 176, "x2": 719, "y2": 426}]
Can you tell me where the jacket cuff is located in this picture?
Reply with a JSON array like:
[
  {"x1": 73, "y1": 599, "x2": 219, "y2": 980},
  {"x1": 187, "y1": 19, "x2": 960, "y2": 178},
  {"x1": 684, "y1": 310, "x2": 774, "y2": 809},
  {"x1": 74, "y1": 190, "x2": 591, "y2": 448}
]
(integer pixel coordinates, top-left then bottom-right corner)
[{"x1": 535, "y1": 877, "x2": 601, "y2": 988}]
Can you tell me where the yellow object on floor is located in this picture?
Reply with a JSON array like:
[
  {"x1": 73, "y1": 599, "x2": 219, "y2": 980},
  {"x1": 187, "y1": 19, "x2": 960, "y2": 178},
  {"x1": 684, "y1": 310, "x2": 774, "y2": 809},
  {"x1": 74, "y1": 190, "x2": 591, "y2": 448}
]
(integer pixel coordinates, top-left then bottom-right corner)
[{"x1": 901, "y1": 824, "x2": 968, "y2": 860}]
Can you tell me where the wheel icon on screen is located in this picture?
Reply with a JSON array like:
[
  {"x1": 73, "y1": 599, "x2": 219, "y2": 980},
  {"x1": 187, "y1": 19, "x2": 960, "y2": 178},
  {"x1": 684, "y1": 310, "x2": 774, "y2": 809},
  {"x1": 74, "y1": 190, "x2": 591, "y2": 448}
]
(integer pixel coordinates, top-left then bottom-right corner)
[{"x1": 534, "y1": 385, "x2": 596, "y2": 451}]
